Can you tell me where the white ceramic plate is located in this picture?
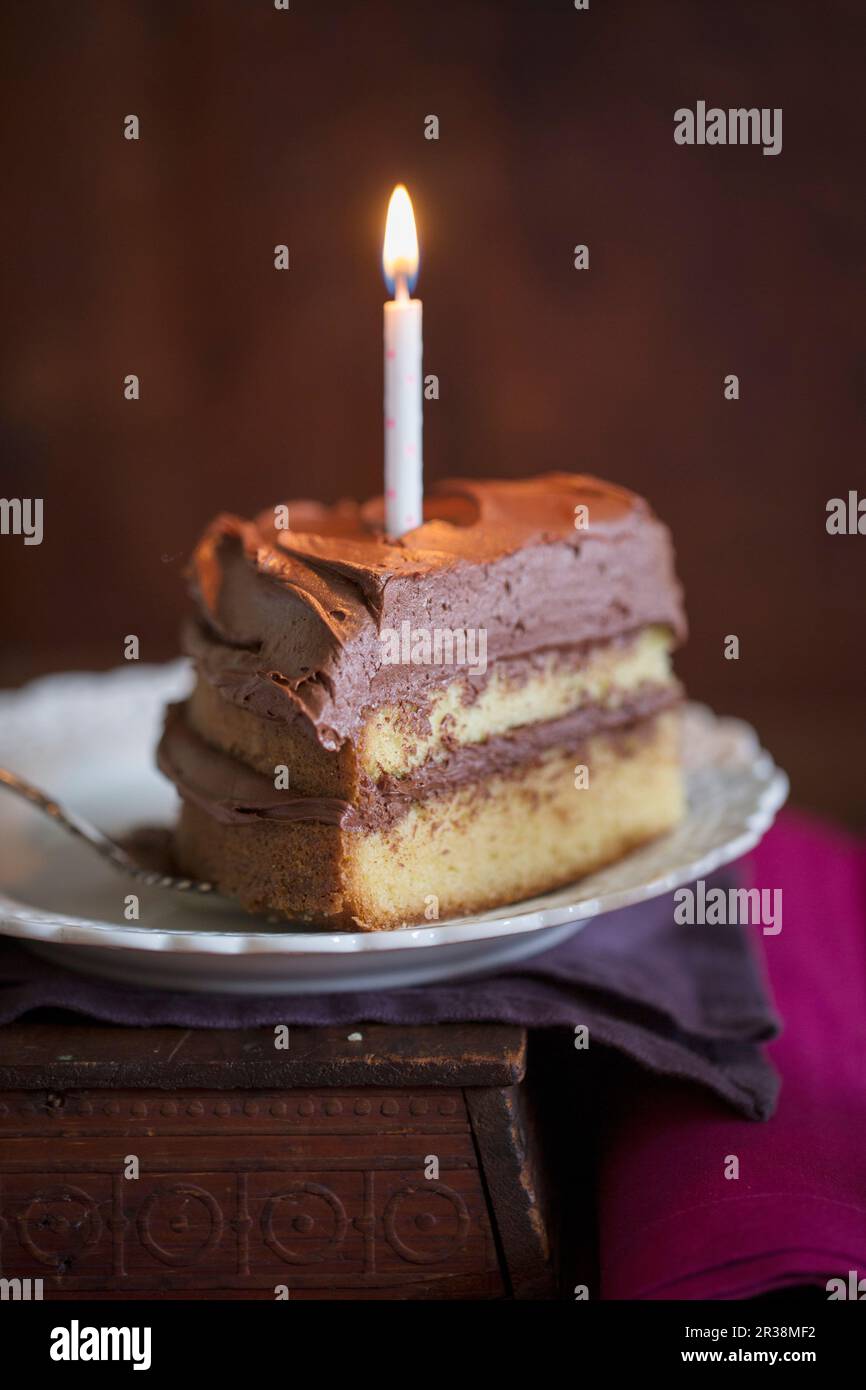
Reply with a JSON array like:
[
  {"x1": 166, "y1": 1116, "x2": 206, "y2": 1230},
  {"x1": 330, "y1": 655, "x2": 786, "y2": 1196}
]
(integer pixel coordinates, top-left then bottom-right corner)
[{"x1": 0, "y1": 663, "x2": 788, "y2": 994}]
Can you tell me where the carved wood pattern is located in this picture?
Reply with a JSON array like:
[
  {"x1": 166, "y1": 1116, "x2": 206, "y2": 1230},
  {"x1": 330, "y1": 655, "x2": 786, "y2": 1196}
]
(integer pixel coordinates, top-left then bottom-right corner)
[{"x1": 0, "y1": 1088, "x2": 504, "y2": 1297}]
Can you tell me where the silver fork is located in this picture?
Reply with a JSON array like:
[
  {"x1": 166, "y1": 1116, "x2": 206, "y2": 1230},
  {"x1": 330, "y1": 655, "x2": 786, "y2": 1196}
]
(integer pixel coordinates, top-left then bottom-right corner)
[{"x1": 0, "y1": 766, "x2": 214, "y2": 895}]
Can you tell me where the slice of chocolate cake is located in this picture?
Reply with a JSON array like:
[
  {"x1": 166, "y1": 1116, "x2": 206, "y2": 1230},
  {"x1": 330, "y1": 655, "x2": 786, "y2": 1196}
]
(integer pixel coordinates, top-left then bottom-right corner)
[{"x1": 157, "y1": 473, "x2": 687, "y2": 928}]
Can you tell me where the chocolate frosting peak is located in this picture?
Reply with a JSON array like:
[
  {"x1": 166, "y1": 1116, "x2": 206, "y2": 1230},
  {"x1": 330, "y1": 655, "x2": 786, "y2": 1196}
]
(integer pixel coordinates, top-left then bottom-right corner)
[
  {"x1": 261, "y1": 473, "x2": 643, "y2": 587},
  {"x1": 186, "y1": 473, "x2": 686, "y2": 747}
]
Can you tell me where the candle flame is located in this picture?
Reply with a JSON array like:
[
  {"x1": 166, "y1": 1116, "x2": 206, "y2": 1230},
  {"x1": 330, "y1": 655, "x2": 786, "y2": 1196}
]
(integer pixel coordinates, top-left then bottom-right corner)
[{"x1": 383, "y1": 184, "x2": 419, "y2": 295}]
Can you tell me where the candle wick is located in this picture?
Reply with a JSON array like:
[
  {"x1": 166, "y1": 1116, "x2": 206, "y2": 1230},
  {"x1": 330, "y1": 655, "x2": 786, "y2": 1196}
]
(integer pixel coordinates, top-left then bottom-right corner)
[{"x1": 395, "y1": 273, "x2": 410, "y2": 303}]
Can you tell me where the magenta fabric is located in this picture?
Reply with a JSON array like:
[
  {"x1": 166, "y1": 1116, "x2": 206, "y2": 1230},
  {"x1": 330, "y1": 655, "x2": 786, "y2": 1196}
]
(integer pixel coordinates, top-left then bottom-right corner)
[{"x1": 599, "y1": 813, "x2": 866, "y2": 1299}]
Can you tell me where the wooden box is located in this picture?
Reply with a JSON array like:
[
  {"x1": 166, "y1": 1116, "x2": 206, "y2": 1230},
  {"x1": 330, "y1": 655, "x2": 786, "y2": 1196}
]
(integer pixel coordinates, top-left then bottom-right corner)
[{"x1": 0, "y1": 1021, "x2": 555, "y2": 1300}]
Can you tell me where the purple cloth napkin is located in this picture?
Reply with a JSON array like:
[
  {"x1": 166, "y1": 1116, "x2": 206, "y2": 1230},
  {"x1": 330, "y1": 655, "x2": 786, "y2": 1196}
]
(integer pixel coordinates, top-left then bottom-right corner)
[
  {"x1": 598, "y1": 814, "x2": 866, "y2": 1298},
  {"x1": 0, "y1": 871, "x2": 778, "y2": 1119}
]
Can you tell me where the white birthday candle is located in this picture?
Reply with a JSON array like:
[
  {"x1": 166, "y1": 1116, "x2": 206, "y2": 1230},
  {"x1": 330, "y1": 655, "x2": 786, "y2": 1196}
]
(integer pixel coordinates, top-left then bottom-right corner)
[{"x1": 383, "y1": 185, "x2": 423, "y2": 537}]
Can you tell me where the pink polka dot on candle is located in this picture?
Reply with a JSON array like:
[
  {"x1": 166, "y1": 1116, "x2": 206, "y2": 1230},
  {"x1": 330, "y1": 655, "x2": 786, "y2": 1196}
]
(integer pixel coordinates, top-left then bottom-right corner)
[
  {"x1": 385, "y1": 418, "x2": 395, "y2": 429},
  {"x1": 405, "y1": 444, "x2": 416, "y2": 456},
  {"x1": 405, "y1": 374, "x2": 415, "y2": 385},
  {"x1": 386, "y1": 349, "x2": 396, "y2": 359},
  {"x1": 385, "y1": 488, "x2": 395, "y2": 499}
]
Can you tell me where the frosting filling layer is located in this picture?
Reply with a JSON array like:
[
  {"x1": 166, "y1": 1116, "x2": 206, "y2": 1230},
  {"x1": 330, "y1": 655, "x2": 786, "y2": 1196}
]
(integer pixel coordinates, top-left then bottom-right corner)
[{"x1": 158, "y1": 686, "x2": 681, "y2": 832}]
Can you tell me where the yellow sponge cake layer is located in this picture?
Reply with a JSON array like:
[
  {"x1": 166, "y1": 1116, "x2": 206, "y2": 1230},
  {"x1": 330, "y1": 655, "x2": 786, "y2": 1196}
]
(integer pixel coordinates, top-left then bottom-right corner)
[
  {"x1": 172, "y1": 711, "x2": 683, "y2": 929},
  {"x1": 186, "y1": 626, "x2": 678, "y2": 799},
  {"x1": 363, "y1": 626, "x2": 675, "y2": 778}
]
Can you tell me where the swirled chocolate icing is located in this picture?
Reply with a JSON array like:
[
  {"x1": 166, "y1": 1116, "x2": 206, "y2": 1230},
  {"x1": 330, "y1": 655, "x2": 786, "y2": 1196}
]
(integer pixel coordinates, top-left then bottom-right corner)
[{"x1": 184, "y1": 473, "x2": 686, "y2": 750}]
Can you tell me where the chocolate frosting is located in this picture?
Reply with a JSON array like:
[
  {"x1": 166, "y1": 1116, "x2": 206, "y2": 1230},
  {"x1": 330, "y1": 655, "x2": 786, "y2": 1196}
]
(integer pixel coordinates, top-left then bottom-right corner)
[
  {"x1": 157, "y1": 703, "x2": 353, "y2": 827},
  {"x1": 185, "y1": 473, "x2": 686, "y2": 749}
]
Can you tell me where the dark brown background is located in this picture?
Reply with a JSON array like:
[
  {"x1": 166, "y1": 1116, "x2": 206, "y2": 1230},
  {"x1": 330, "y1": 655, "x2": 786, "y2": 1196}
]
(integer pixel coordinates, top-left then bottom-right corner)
[{"x1": 1, "y1": 0, "x2": 863, "y2": 822}]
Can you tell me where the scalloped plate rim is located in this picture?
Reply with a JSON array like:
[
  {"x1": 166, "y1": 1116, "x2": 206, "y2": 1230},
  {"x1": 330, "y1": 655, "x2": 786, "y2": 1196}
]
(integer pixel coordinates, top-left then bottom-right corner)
[{"x1": 0, "y1": 685, "x2": 789, "y2": 956}]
